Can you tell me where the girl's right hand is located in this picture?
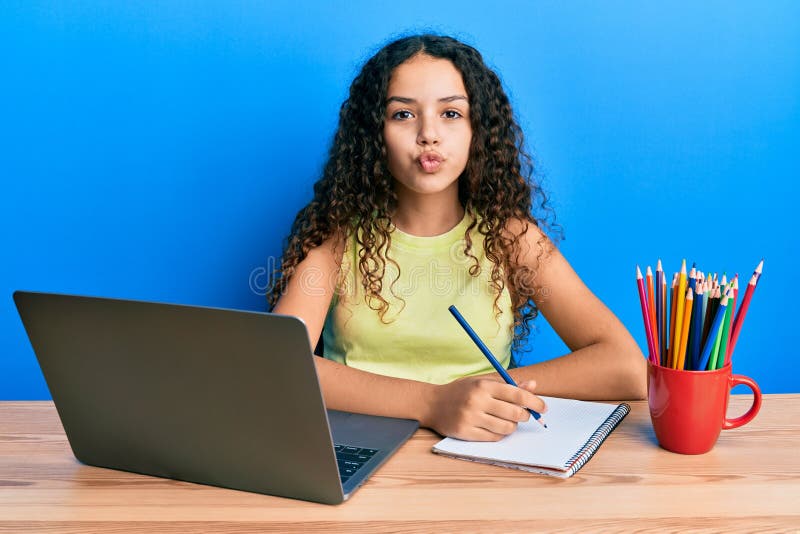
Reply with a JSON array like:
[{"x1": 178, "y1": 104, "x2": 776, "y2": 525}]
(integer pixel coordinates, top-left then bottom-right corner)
[{"x1": 423, "y1": 377, "x2": 546, "y2": 441}]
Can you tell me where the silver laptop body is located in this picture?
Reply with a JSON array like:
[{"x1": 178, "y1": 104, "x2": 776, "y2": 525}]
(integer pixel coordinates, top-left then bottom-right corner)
[{"x1": 13, "y1": 291, "x2": 418, "y2": 504}]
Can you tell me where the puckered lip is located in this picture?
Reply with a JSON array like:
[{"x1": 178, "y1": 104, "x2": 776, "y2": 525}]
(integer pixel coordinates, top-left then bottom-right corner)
[{"x1": 417, "y1": 151, "x2": 444, "y2": 163}]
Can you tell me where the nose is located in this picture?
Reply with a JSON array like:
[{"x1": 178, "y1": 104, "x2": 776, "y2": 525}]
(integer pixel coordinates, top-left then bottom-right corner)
[{"x1": 416, "y1": 114, "x2": 440, "y2": 146}]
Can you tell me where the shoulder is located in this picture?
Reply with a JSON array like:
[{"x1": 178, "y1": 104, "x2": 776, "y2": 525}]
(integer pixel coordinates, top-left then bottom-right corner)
[
  {"x1": 302, "y1": 231, "x2": 348, "y2": 268},
  {"x1": 272, "y1": 231, "x2": 348, "y2": 344},
  {"x1": 280, "y1": 231, "x2": 348, "y2": 298},
  {"x1": 502, "y1": 217, "x2": 556, "y2": 270}
]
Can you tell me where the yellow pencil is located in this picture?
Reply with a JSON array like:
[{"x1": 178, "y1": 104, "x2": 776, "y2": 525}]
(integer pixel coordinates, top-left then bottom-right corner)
[
  {"x1": 676, "y1": 288, "x2": 694, "y2": 370},
  {"x1": 667, "y1": 272, "x2": 678, "y2": 368},
  {"x1": 671, "y1": 260, "x2": 687, "y2": 369}
]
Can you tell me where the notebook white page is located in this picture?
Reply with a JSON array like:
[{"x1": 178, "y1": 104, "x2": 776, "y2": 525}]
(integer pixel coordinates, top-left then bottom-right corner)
[{"x1": 432, "y1": 396, "x2": 624, "y2": 472}]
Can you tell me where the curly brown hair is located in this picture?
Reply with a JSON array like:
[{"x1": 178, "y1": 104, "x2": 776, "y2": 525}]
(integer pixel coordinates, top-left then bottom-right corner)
[{"x1": 268, "y1": 33, "x2": 560, "y2": 358}]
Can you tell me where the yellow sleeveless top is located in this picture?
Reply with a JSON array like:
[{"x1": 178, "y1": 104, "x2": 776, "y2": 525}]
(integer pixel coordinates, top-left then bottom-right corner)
[{"x1": 322, "y1": 213, "x2": 514, "y2": 385}]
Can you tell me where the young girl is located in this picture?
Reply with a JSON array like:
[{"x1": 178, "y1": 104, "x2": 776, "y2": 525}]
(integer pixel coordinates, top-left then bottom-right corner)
[{"x1": 269, "y1": 34, "x2": 645, "y2": 441}]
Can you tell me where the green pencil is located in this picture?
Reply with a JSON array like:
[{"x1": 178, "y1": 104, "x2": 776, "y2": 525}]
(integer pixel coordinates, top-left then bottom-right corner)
[
  {"x1": 708, "y1": 321, "x2": 723, "y2": 370},
  {"x1": 716, "y1": 285, "x2": 734, "y2": 369}
]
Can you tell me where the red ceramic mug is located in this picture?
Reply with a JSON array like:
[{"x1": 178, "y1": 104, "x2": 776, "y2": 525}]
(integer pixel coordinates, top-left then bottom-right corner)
[{"x1": 647, "y1": 361, "x2": 762, "y2": 454}]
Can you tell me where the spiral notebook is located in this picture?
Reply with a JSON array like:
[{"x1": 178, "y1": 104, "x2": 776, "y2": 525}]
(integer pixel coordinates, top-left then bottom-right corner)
[{"x1": 432, "y1": 397, "x2": 630, "y2": 478}]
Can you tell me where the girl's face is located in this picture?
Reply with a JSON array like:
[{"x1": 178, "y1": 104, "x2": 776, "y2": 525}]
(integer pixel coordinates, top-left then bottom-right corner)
[{"x1": 383, "y1": 53, "x2": 472, "y2": 200}]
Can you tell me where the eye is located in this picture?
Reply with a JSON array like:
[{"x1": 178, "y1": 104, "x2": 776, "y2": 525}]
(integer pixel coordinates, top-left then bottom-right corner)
[
  {"x1": 443, "y1": 110, "x2": 463, "y2": 119},
  {"x1": 391, "y1": 110, "x2": 413, "y2": 120}
]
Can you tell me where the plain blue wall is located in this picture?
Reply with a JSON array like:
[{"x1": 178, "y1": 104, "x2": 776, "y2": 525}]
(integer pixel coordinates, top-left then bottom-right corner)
[{"x1": 2, "y1": 1, "x2": 798, "y2": 399}]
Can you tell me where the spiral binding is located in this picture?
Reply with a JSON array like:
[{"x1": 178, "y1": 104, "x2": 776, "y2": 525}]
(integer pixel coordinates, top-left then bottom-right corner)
[{"x1": 564, "y1": 403, "x2": 631, "y2": 477}]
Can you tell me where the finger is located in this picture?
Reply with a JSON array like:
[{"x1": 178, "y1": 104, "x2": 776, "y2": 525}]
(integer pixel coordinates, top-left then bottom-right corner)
[
  {"x1": 518, "y1": 380, "x2": 547, "y2": 413},
  {"x1": 484, "y1": 396, "x2": 531, "y2": 423},
  {"x1": 492, "y1": 382, "x2": 547, "y2": 414},
  {"x1": 518, "y1": 379, "x2": 537, "y2": 390},
  {"x1": 458, "y1": 426, "x2": 507, "y2": 442},
  {"x1": 476, "y1": 412, "x2": 519, "y2": 437}
]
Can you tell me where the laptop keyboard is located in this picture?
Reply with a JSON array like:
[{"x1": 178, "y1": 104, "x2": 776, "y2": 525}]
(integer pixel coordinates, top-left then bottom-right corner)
[{"x1": 334, "y1": 444, "x2": 379, "y2": 483}]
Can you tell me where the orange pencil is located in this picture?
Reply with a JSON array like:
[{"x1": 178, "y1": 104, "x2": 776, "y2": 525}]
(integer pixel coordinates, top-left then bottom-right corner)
[
  {"x1": 676, "y1": 288, "x2": 694, "y2": 370},
  {"x1": 671, "y1": 260, "x2": 687, "y2": 369},
  {"x1": 667, "y1": 272, "x2": 678, "y2": 368}
]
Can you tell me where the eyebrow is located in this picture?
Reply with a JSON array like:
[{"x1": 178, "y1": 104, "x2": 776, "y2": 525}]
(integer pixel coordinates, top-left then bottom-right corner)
[{"x1": 385, "y1": 95, "x2": 468, "y2": 105}]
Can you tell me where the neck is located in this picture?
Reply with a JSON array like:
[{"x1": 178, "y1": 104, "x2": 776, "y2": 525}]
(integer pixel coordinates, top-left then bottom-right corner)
[{"x1": 392, "y1": 200, "x2": 465, "y2": 237}]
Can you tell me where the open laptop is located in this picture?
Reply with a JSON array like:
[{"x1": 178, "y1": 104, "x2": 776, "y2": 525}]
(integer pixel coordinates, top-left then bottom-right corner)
[{"x1": 13, "y1": 291, "x2": 418, "y2": 504}]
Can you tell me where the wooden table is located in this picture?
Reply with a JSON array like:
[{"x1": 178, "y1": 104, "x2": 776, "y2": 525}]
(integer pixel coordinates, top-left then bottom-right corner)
[{"x1": 1, "y1": 395, "x2": 798, "y2": 532}]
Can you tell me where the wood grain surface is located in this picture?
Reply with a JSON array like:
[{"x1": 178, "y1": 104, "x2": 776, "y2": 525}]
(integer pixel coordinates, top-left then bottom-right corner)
[{"x1": 1, "y1": 395, "x2": 798, "y2": 533}]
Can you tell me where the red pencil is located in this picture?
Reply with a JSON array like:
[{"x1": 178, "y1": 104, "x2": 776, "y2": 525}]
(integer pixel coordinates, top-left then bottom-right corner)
[
  {"x1": 660, "y1": 267, "x2": 667, "y2": 365},
  {"x1": 724, "y1": 275, "x2": 739, "y2": 365},
  {"x1": 636, "y1": 266, "x2": 658, "y2": 365},
  {"x1": 728, "y1": 270, "x2": 760, "y2": 358},
  {"x1": 646, "y1": 266, "x2": 659, "y2": 363}
]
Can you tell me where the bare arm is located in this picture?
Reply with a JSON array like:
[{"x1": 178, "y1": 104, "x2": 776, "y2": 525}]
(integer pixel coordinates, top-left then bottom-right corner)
[
  {"x1": 272, "y1": 236, "x2": 545, "y2": 440},
  {"x1": 501, "y1": 221, "x2": 647, "y2": 400}
]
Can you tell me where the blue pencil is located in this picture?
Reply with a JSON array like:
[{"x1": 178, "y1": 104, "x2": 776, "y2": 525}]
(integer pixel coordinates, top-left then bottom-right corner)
[
  {"x1": 448, "y1": 305, "x2": 547, "y2": 429},
  {"x1": 656, "y1": 260, "x2": 663, "y2": 366},
  {"x1": 700, "y1": 275, "x2": 710, "y2": 357},
  {"x1": 684, "y1": 266, "x2": 697, "y2": 370},
  {"x1": 697, "y1": 290, "x2": 731, "y2": 371},
  {"x1": 660, "y1": 269, "x2": 668, "y2": 365},
  {"x1": 689, "y1": 283, "x2": 704, "y2": 370}
]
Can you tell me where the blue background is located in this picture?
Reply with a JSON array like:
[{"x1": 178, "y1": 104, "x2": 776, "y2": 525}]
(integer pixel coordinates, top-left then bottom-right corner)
[{"x1": 2, "y1": 1, "x2": 797, "y2": 399}]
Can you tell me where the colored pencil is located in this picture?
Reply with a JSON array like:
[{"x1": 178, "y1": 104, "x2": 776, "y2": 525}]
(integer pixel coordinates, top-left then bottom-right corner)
[
  {"x1": 448, "y1": 305, "x2": 547, "y2": 427},
  {"x1": 689, "y1": 282, "x2": 704, "y2": 370},
  {"x1": 661, "y1": 269, "x2": 668, "y2": 365},
  {"x1": 701, "y1": 285, "x2": 718, "y2": 350},
  {"x1": 699, "y1": 275, "x2": 709, "y2": 363},
  {"x1": 698, "y1": 290, "x2": 731, "y2": 372},
  {"x1": 755, "y1": 259, "x2": 764, "y2": 280},
  {"x1": 724, "y1": 275, "x2": 739, "y2": 366},
  {"x1": 709, "y1": 315, "x2": 724, "y2": 370},
  {"x1": 646, "y1": 266, "x2": 659, "y2": 363},
  {"x1": 636, "y1": 266, "x2": 658, "y2": 364},
  {"x1": 716, "y1": 290, "x2": 734, "y2": 370},
  {"x1": 637, "y1": 260, "x2": 763, "y2": 371},
  {"x1": 670, "y1": 260, "x2": 687, "y2": 369},
  {"x1": 667, "y1": 272, "x2": 678, "y2": 367},
  {"x1": 728, "y1": 268, "x2": 761, "y2": 359},
  {"x1": 676, "y1": 288, "x2": 693, "y2": 371},
  {"x1": 656, "y1": 260, "x2": 663, "y2": 365},
  {"x1": 684, "y1": 267, "x2": 697, "y2": 367}
]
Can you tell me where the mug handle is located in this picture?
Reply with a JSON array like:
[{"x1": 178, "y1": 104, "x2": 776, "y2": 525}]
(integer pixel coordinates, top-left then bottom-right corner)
[{"x1": 723, "y1": 374, "x2": 762, "y2": 430}]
